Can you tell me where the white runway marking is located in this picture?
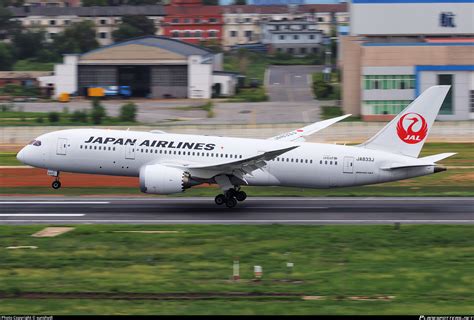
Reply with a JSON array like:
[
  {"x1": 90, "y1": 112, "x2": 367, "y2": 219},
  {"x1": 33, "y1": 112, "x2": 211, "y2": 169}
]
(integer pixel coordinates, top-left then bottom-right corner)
[
  {"x1": 0, "y1": 214, "x2": 85, "y2": 217},
  {"x1": 1, "y1": 219, "x2": 472, "y2": 224},
  {"x1": 0, "y1": 202, "x2": 110, "y2": 204}
]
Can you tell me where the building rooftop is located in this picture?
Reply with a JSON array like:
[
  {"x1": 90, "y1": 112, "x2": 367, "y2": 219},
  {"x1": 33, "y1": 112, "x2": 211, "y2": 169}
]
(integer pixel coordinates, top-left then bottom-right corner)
[
  {"x1": 9, "y1": 5, "x2": 165, "y2": 17},
  {"x1": 223, "y1": 4, "x2": 347, "y2": 14},
  {"x1": 81, "y1": 36, "x2": 213, "y2": 59}
]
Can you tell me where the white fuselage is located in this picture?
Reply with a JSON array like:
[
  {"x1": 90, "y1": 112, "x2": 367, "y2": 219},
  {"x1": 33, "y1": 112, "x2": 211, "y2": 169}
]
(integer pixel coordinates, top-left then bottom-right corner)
[{"x1": 17, "y1": 128, "x2": 436, "y2": 190}]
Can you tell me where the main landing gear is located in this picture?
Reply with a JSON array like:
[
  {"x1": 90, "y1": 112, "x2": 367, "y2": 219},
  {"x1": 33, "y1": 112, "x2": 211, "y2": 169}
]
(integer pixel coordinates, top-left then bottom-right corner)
[{"x1": 215, "y1": 188, "x2": 247, "y2": 208}]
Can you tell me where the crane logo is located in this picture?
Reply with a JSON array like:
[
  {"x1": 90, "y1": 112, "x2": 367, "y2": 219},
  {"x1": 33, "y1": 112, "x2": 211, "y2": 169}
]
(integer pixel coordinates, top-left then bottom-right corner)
[{"x1": 396, "y1": 113, "x2": 428, "y2": 144}]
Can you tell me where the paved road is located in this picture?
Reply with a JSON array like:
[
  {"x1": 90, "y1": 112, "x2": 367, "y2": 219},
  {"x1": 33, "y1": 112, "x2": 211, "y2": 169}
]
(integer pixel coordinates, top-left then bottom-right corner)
[
  {"x1": 0, "y1": 197, "x2": 472, "y2": 225},
  {"x1": 266, "y1": 65, "x2": 323, "y2": 102}
]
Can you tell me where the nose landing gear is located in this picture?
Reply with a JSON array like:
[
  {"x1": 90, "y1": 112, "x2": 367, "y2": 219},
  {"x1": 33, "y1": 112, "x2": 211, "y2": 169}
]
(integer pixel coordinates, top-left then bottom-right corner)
[
  {"x1": 47, "y1": 170, "x2": 61, "y2": 189},
  {"x1": 52, "y1": 179, "x2": 61, "y2": 189}
]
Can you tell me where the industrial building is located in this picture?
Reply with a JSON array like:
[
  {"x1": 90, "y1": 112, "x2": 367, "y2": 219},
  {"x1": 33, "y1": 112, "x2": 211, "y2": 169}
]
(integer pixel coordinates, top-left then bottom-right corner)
[
  {"x1": 340, "y1": 0, "x2": 474, "y2": 121},
  {"x1": 50, "y1": 36, "x2": 232, "y2": 99}
]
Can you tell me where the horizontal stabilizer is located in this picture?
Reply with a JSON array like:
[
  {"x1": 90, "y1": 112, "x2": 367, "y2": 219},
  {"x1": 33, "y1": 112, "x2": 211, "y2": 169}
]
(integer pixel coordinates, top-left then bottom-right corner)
[
  {"x1": 381, "y1": 153, "x2": 456, "y2": 170},
  {"x1": 419, "y1": 152, "x2": 457, "y2": 163}
]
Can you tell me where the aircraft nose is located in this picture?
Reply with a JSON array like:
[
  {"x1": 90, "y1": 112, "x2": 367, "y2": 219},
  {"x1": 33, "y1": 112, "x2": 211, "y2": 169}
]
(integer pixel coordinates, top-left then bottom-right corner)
[{"x1": 16, "y1": 147, "x2": 28, "y2": 164}]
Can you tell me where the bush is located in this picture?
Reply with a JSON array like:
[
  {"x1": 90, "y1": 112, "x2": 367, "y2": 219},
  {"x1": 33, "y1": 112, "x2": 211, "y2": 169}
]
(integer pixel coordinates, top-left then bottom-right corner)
[
  {"x1": 119, "y1": 102, "x2": 137, "y2": 122},
  {"x1": 35, "y1": 116, "x2": 44, "y2": 123},
  {"x1": 312, "y1": 72, "x2": 340, "y2": 100},
  {"x1": 71, "y1": 110, "x2": 88, "y2": 123},
  {"x1": 47, "y1": 112, "x2": 60, "y2": 123},
  {"x1": 231, "y1": 88, "x2": 268, "y2": 102},
  {"x1": 90, "y1": 99, "x2": 106, "y2": 124},
  {"x1": 0, "y1": 103, "x2": 14, "y2": 112}
]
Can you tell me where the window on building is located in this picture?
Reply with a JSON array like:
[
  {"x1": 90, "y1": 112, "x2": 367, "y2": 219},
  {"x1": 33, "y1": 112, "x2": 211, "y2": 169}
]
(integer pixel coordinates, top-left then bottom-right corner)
[
  {"x1": 279, "y1": 35, "x2": 285, "y2": 40},
  {"x1": 208, "y1": 30, "x2": 217, "y2": 37},
  {"x1": 363, "y1": 75, "x2": 415, "y2": 90},
  {"x1": 194, "y1": 18, "x2": 200, "y2": 23},
  {"x1": 312, "y1": 47, "x2": 318, "y2": 54},
  {"x1": 49, "y1": 20, "x2": 56, "y2": 25},
  {"x1": 194, "y1": 31, "x2": 202, "y2": 37},
  {"x1": 230, "y1": 30, "x2": 237, "y2": 37},
  {"x1": 300, "y1": 47, "x2": 306, "y2": 54},
  {"x1": 100, "y1": 19, "x2": 107, "y2": 25},
  {"x1": 470, "y1": 90, "x2": 474, "y2": 114},
  {"x1": 209, "y1": 18, "x2": 217, "y2": 23},
  {"x1": 309, "y1": 34, "x2": 315, "y2": 40},
  {"x1": 245, "y1": 30, "x2": 252, "y2": 39},
  {"x1": 245, "y1": 18, "x2": 251, "y2": 23},
  {"x1": 184, "y1": 18, "x2": 190, "y2": 23},
  {"x1": 172, "y1": 31, "x2": 179, "y2": 37},
  {"x1": 438, "y1": 74, "x2": 453, "y2": 114},
  {"x1": 172, "y1": 18, "x2": 179, "y2": 23},
  {"x1": 287, "y1": 48, "x2": 294, "y2": 54},
  {"x1": 293, "y1": 35, "x2": 299, "y2": 40},
  {"x1": 318, "y1": 17, "x2": 324, "y2": 22},
  {"x1": 64, "y1": 20, "x2": 70, "y2": 25},
  {"x1": 363, "y1": 100, "x2": 413, "y2": 115},
  {"x1": 99, "y1": 32, "x2": 107, "y2": 39},
  {"x1": 184, "y1": 31, "x2": 191, "y2": 37}
]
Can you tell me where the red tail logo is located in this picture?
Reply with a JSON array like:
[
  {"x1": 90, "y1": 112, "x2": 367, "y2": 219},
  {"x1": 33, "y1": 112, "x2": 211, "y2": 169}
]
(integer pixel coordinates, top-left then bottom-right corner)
[{"x1": 396, "y1": 113, "x2": 428, "y2": 144}]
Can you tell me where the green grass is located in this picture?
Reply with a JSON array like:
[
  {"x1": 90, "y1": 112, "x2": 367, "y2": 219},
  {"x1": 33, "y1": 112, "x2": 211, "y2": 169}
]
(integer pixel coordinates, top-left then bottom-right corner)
[
  {"x1": 13, "y1": 59, "x2": 55, "y2": 72},
  {"x1": 0, "y1": 110, "x2": 139, "y2": 126},
  {"x1": 0, "y1": 225, "x2": 473, "y2": 314}
]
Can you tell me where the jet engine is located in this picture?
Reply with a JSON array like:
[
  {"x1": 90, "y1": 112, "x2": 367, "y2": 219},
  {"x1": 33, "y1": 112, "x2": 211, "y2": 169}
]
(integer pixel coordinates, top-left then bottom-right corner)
[{"x1": 139, "y1": 164, "x2": 195, "y2": 194}]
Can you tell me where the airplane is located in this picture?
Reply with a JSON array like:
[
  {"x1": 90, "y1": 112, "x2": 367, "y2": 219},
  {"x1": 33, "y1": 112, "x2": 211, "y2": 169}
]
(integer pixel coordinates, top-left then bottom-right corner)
[{"x1": 17, "y1": 86, "x2": 455, "y2": 208}]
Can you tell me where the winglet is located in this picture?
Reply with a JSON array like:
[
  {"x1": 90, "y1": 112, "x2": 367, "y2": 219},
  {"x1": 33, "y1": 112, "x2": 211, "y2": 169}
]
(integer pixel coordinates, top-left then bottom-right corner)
[{"x1": 269, "y1": 114, "x2": 352, "y2": 142}]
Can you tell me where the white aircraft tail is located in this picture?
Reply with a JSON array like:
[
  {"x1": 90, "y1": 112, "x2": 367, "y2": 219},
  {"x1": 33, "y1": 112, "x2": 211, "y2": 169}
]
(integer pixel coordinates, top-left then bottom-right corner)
[{"x1": 359, "y1": 85, "x2": 451, "y2": 158}]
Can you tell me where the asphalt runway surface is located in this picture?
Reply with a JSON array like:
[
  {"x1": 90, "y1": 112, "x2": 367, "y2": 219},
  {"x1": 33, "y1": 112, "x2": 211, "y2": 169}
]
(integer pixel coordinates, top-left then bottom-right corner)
[{"x1": 0, "y1": 197, "x2": 473, "y2": 225}]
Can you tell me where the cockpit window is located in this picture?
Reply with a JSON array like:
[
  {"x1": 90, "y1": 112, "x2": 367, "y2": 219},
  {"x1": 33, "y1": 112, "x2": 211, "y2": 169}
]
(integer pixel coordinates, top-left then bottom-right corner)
[{"x1": 29, "y1": 140, "x2": 42, "y2": 146}]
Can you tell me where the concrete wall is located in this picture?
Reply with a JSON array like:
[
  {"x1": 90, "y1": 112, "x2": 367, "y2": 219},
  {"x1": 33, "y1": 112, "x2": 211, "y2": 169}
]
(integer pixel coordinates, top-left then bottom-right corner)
[
  {"x1": 53, "y1": 54, "x2": 78, "y2": 99},
  {"x1": 419, "y1": 71, "x2": 472, "y2": 121},
  {"x1": 188, "y1": 55, "x2": 212, "y2": 99},
  {"x1": 351, "y1": 2, "x2": 474, "y2": 36},
  {"x1": 212, "y1": 74, "x2": 236, "y2": 96}
]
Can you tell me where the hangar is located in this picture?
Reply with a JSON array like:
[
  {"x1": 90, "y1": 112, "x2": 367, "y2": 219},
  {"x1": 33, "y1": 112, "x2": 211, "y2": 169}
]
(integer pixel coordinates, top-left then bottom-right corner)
[{"x1": 53, "y1": 36, "x2": 227, "y2": 99}]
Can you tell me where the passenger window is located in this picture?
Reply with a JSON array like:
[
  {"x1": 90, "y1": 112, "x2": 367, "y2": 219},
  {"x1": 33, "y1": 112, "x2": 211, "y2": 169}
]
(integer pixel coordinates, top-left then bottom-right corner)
[
  {"x1": 330, "y1": 161, "x2": 332, "y2": 165},
  {"x1": 320, "y1": 160, "x2": 322, "y2": 164},
  {"x1": 94, "y1": 146, "x2": 97, "y2": 150},
  {"x1": 335, "y1": 161, "x2": 338, "y2": 165},
  {"x1": 80, "y1": 145, "x2": 82, "y2": 149}
]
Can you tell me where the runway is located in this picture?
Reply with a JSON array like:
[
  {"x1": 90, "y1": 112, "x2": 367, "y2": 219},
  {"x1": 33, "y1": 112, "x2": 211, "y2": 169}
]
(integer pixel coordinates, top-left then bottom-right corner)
[{"x1": 0, "y1": 197, "x2": 473, "y2": 225}]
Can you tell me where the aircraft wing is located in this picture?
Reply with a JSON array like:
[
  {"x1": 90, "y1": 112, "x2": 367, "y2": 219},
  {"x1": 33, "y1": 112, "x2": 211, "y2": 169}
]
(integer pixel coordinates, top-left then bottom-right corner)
[
  {"x1": 170, "y1": 145, "x2": 299, "y2": 178},
  {"x1": 268, "y1": 114, "x2": 352, "y2": 142}
]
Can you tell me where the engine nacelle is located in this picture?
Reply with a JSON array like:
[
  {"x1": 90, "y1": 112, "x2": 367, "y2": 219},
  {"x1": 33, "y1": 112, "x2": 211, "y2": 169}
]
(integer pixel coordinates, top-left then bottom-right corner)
[{"x1": 139, "y1": 164, "x2": 192, "y2": 195}]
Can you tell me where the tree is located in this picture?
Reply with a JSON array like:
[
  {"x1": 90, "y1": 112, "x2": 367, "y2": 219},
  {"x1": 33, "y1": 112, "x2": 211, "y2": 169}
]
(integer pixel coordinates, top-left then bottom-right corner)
[
  {"x1": 12, "y1": 29, "x2": 47, "y2": 60},
  {"x1": 53, "y1": 21, "x2": 99, "y2": 55},
  {"x1": 0, "y1": 43, "x2": 15, "y2": 70},
  {"x1": 112, "y1": 15, "x2": 156, "y2": 42},
  {"x1": 233, "y1": 0, "x2": 247, "y2": 4},
  {"x1": 0, "y1": 7, "x2": 21, "y2": 40}
]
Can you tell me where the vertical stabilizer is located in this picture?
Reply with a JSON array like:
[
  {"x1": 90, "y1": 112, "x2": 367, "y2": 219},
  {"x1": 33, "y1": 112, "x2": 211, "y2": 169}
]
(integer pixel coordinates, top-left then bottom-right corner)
[{"x1": 359, "y1": 86, "x2": 450, "y2": 158}]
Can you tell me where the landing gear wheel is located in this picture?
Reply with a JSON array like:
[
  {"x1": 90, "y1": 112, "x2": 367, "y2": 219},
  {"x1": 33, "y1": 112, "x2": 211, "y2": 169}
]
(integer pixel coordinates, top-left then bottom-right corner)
[
  {"x1": 235, "y1": 191, "x2": 247, "y2": 202},
  {"x1": 52, "y1": 180, "x2": 61, "y2": 189},
  {"x1": 215, "y1": 194, "x2": 226, "y2": 205},
  {"x1": 225, "y1": 197, "x2": 237, "y2": 208}
]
